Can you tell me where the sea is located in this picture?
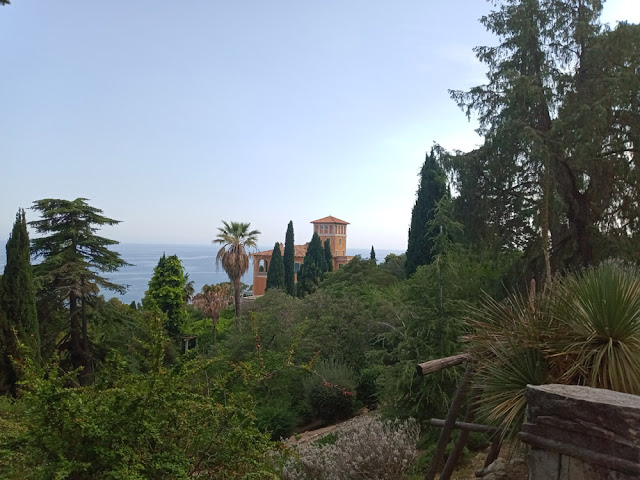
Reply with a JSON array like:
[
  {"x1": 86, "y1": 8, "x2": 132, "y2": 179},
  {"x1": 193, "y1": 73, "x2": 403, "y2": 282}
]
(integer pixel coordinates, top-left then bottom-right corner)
[{"x1": 0, "y1": 243, "x2": 402, "y2": 304}]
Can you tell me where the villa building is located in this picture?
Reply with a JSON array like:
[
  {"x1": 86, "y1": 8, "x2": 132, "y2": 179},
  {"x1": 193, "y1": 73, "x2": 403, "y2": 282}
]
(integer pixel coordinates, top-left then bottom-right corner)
[{"x1": 252, "y1": 216, "x2": 354, "y2": 296}]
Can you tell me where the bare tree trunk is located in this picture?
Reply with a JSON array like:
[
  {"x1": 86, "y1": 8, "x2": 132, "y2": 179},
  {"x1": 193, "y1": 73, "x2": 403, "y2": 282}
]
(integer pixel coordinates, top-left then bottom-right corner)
[
  {"x1": 69, "y1": 291, "x2": 84, "y2": 383},
  {"x1": 233, "y1": 278, "x2": 241, "y2": 319}
]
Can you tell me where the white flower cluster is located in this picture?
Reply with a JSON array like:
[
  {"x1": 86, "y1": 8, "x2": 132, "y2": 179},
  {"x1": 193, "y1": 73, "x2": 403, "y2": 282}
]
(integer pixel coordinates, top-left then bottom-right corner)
[{"x1": 282, "y1": 416, "x2": 419, "y2": 480}]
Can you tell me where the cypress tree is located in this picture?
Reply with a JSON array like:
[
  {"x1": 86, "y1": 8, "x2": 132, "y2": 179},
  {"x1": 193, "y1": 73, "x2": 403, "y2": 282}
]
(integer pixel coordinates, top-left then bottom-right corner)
[
  {"x1": 266, "y1": 242, "x2": 285, "y2": 291},
  {"x1": 283, "y1": 221, "x2": 296, "y2": 296},
  {"x1": 405, "y1": 149, "x2": 447, "y2": 277},
  {"x1": 297, "y1": 233, "x2": 327, "y2": 296},
  {"x1": 144, "y1": 254, "x2": 187, "y2": 337},
  {"x1": 324, "y1": 238, "x2": 333, "y2": 272},
  {"x1": 0, "y1": 303, "x2": 15, "y2": 396},
  {"x1": 370, "y1": 246, "x2": 376, "y2": 262},
  {"x1": 0, "y1": 209, "x2": 40, "y2": 394}
]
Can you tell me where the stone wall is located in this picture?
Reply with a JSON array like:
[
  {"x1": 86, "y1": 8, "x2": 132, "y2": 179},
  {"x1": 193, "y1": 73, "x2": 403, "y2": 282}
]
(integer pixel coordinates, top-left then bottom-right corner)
[{"x1": 519, "y1": 384, "x2": 640, "y2": 480}]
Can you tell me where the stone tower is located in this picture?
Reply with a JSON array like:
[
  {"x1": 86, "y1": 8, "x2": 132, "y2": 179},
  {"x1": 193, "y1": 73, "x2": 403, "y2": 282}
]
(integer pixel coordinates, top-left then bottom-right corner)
[{"x1": 311, "y1": 215, "x2": 349, "y2": 268}]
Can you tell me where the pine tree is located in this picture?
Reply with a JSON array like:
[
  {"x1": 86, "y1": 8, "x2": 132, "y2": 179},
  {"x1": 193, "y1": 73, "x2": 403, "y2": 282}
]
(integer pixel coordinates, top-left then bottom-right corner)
[
  {"x1": 283, "y1": 221, "x2": 296, "y2": 296},
  {"x1": 266, "y1": 242, "x2": 285, "y2": 291},
  {"x1": 0, "y1": 209, "x2": 40, "y2": 394},
  {"x1": 370, "y1": 246, "x2": 376, "y2": 262},
  {"x1": 324, "y1": 238, "x2": 333, "y2": 272},
  {"x1": 449, "y1": 0, "x2": 640, "y2": 274},
  {"x1": 297, "y1": 233, "x2": 327, "y2": 296},
  {"x1": 30, "y1": 198, "x2": 130, "y2": 386},
  {"x1": 405, "y1": 149, "x2": 447, "y2": 277},
  {"x1": 143, "y1": 254, "x2": 187, "y2": 337}
]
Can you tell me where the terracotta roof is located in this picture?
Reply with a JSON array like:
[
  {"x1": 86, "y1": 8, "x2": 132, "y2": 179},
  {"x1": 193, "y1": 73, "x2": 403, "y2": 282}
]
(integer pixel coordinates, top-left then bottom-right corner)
[
  {"x1": 310, "y1": 215, "x2": 349, "y2": 225},
  {"x1": 254, "y1": 243, "x2": 308, "y2": 258}
]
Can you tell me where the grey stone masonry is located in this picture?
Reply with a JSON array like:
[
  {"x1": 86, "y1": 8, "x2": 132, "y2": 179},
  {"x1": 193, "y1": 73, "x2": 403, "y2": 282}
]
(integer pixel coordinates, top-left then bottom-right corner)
[{"x1": 519, "y1": 384, "x2": 640, "y2": 479}]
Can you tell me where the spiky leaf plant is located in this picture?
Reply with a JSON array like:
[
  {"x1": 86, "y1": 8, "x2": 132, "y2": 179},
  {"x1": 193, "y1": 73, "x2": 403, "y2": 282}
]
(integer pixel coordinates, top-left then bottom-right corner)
[
  {"x1": 467, "y1": 282, "x2": 554, "y2": 439},
  {"x1": 550, "y1": 262, "x2": 640, "y2": 394}
]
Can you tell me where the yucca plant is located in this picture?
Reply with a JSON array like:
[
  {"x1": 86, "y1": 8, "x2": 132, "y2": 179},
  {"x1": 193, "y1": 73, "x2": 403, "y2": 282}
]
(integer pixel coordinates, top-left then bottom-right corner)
[
  {"x1": 466, "y1": 283, "x2": 554, "y2": 438},
  {"x1": 467, "y1": 262, "x2": 640, "y2": 440},
  {"x1": 549, "y1": 262, "x2": 640, "y2": 394}
]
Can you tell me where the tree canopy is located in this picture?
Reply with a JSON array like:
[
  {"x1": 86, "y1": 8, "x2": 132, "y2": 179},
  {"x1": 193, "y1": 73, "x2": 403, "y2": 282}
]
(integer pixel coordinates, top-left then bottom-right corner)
[
  {"x1": 30, "y1": 198, "x2": 130, "y2": 385},
  {"x1": 448, "y1": 0, "x2": 640, "y2": 280},
  {"x1": 297, "y1": 232, "x2": 327, "y2": 297},
  {"x1": 283, "y1": 221, "x2": 296, "y2": 296},
  {"x1": 213, "y1": 221, "x2": 260, "y2": 317},
  {"x1": 324, "y1": 238, "x2": 333, "y2": 272},
  {"x1": 0, "y1": 209, "x2": 39, "y2": 395},
  {"x1": 406, "y1": 148, "x2": 447, "y2": 277},
  {"x1": 143, "y1": 254, "x2": 187, "y2": 336},
  {"x1": 266, "y1": 242, "x2": 285, "y2": 291}
]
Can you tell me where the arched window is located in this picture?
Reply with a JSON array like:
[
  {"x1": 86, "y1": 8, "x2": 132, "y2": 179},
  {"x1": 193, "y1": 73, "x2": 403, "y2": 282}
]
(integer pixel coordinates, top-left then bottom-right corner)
[{"x1": 258, "y1": 259, "x2": 267, "y2": 272}]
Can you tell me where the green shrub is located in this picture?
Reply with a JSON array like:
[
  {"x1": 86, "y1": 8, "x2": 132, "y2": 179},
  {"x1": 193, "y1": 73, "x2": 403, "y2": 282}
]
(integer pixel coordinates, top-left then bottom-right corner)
[
  {"x1": 303, "y1": 358, "x2": 358, "y2": 424},
  {"x1": 0, "y1": 317, "x2": 278, "y2": 480},
  {"x1": 255, "y1": 397, "x2": 300, "y2": 440}
]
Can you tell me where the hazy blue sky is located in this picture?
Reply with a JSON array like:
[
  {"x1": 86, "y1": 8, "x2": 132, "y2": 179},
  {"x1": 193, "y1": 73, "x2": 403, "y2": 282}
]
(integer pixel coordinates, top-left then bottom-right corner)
[{"x1": 1, "y1": 1, "x2": 638, "y2": 250}]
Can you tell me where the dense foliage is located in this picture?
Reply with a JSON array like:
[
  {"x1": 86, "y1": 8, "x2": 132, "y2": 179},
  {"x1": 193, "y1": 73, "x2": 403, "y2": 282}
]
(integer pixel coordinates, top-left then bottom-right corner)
[
  {"x1": 30, "y1": 198, "x2": 130, "y2": 386},
  {"x1": 213, "y1": 221, "x2": 260, "y2": 317},
  {"x1": 2, "y1": 1, "x2": 639, "y2": 477},
  {"x1": 143, "y1": 254, "x2": 188, "y2": 337},
  {"x1": 0, "y1": 209, "x2": 39, "y2": 395},
  {"x1": 0, "y1": 315, "x2": 278, "y2": 480},
  {"x1": 405, "y1": 148, "x2": 447, "y2": 277},
  {"x1": 283, "y1": 221, "x2": 296, "y2": 297},
  {"x1": 266, "y1": 242, "x2": 285, "y2": 291},
  {"x1": 297, "y1": 232, "x2": 327, "y2": 297}
]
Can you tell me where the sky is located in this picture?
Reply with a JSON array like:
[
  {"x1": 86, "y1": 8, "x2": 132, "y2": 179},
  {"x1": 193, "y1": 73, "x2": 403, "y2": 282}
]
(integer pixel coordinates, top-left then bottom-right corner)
[{"x1": 1, "y1": 1, "x2": 639, "y2": 250}]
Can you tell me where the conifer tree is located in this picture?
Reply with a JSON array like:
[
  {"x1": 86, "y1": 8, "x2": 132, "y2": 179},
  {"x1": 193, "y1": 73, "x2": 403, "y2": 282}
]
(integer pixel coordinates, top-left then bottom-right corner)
[
  {"x1": 266, "y1": 242, "x2": 285, "y2": 291},
  {"x1": 370, "y1": 246, "x2": 376, "y2": 262},
  {"x1": 30, "y1": 198, "x2": 130, "y2": 386},
  {"x1": 405, "y1": 149, "x2": 447, "y2": 277},
  {"x1": 297, "y1": 233, "x2": 327, "y2": 296},
  {"x1": 0, "y1": 304, "x2": 15, "y2": 395},
  {"x1": 2, "y1": 208, "x2": 39, "y2": 354},
  {"x1": 143, "y1": 254, "x2": 187, "y2": 337},
  {"x1": 283, "y1": 221, "x2": 296, "y2": 296},
  {"x1": 324, "y1": 238, "x2": 333, "y2": 272}
]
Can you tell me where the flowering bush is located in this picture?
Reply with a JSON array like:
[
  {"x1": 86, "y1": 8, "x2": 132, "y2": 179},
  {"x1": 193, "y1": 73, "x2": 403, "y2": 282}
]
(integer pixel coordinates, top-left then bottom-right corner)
[
  {"x1": 282, "y1": 416, "x2": 419, "y2": 480},
  {"x1": 303, "y1": 358, "x2": 358, "y2": 424}
]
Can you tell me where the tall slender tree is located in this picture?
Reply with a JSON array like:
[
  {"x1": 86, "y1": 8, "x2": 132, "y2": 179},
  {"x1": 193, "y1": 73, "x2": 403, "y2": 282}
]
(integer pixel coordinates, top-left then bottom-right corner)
[
  {"x1": 30, "y1": 198, "x2": 130, "y2": 385},
  {"x1": 266, "y1": 242, "x2": 285, "y2": 291},
  {"x1": 449, "y1": 0, "x2": 640, "y2": 276},
  {"x1": 0, "y1": 305, "x2": 13, "y2": 396},
  {"x1": 405, "y1": 149, "x2": 447, "y2": 277},
  {"x1": 1, "y1": 209, "x2": 40, "y2": 378},
  {"x1": 370, "y1": 246, "x2": 376, "y2": 262},
  {"x1": 323, "y1": 238, "x2": 333, "y2": 272},
  {"x1": 143, "y1": 254, "x2": 187, "y2": 337},
  {"x1": 283, "y1": 221, "x2": 296, "y2": 296},
  {"x1": 213, "y1": 221, "x2": 260, "y2": 317},
  {"x1": 297, "y1": 233, "x2": 327, "y2": 297}
]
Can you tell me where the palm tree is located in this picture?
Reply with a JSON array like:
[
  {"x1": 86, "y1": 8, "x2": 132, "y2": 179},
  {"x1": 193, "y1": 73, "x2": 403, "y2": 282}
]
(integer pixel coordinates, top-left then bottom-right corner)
[
  {"x1": 192, "y1": 283, "x2": 231, "y2": 347},
  {"x1": 183, "y1": 272, "x2": 195, "y2": 303},
  {"x1": 213, "y1": 221, "x2": 260, "y2": 317}
]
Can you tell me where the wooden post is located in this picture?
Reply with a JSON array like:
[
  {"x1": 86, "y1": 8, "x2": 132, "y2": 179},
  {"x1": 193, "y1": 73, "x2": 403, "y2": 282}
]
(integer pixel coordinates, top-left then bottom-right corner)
[
  {"x1": 416, "y1": 353, "x2": 471, "y2": 376},
  {"x1": 425, "y1": 364, "x2": 473, "y2": 480},
  {"x1": 440, "y1": 397, "x2": 478, "y2": 480},
  {"x1": 428, "y1": 419, "x2": 499, "y2": 434}
]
